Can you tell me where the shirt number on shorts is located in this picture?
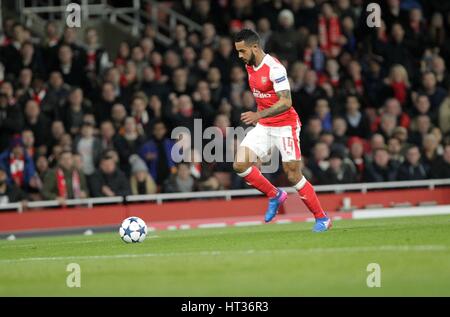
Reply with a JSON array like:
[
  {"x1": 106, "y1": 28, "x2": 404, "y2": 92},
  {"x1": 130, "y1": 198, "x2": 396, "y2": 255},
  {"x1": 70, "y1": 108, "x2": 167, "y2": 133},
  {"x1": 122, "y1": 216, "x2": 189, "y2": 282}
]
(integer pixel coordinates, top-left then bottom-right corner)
[{"x1": 282, "y1": 137, "x2": 294, "y2": 154}]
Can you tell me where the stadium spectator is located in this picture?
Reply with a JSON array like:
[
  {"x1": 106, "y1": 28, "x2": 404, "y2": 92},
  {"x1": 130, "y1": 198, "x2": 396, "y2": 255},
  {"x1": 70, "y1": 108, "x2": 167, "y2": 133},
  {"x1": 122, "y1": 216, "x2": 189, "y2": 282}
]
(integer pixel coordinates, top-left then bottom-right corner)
[
  {"x1": 54, "y1": 44, "x2": 86, "y2": 88},
  {"x1": 431, "y1": 55, "x2": 449, "y2": 89},
  {"x1": 315, "y1": 98, "x2": 332, "y2": 132},
  {"x1": 130, "y1": 92, "x2": 151, "y2": 137},
  {"x1": 266, "y1": 9, "x2": 300, "y2": 64},
  {"x1": 21, "y1": 129, "x2": 37, "y2": 159},
  {"x1": 294, "y1": 69, "x2": 326, "y2": 121},
  {"x1": 94, "y1": 82, "x2": 118, "y2": 124},
  {"x1": 45, "y1": 71, "x2": 71, "y2": 111},
  {"x1": 163, "y1": 162, "x2": 197, "y2": 193},
  {"x1": 344, "y1": 95, "x2": 371, "y2": 139},
  {"x1": 99, "y1": 120, "x2": 118, "y2": 152},
  {"x1": 377, "y1": 113, "x2": 397, "y2": 141},
  {"x1": 301, "y1": 116, "x2": 323, "y2": 158},
  {"x1": 332, "y1": 116, "x2": 348, "y2": 147},
  {"x1": 0, "y1": 167, "x2": 27, "y2": 205},
  {"x1": 114, "y1": 117, "x2": 146, "y2": 176},
  {"x1": 381, "y1": 65, "x2": 412, "y2": 108},
  {"x1": 74, "y1": 122, "x2": 101, "y2": 177},
  {"x1": 419, "y1": 71, "x2": 447, "y2": 111},
  {"x1": 410, "y1": 94, "x2": 437, "y2": 125},
  {"x1": 138, "y1": 120, "x2": 175, "y2": 186},
  {"x1": 387, "y1": 137, "x2": 404, "y2": 165},
  {"x1": 306, "y1": 141, "x2": 330, "y2": 184},
  {"x1": 430, "y1": 144, "x2": 450, "y2": 179},
  {"x1": 438, "y1": 91, "x2": 450, "y2": 135},
  {"x1": 83, "y1": 27, "x2": 110, "y2": 76},
  {"x1": 364, "y1": 148, "x2": 398, "y2": 182},
  {"x1": 0, "y1": 91, "x2": 23, "y2": 153},
  {"x1": 89, "y1": 154, "x2": 131, "y2": 197},
  {"x1": 110, "y1": 103, "x2": 127, "y2": 134},
  {"x1": 129, "y1": 154, "x2": 157, "y2": 195},
  {"x1": 35, "y1": 154, "x2": 49, "y2": 181},
  {"x1": 23, "y1": 99, "x2": 51, "y2": 148},
  {"x1": 421, "y1": 133, "x2": 440, "y2": 169},
  {"x1": 409, "y1": 114, "x2": 432, "y2": 147},
  {"x1": 317, "y1": 150, "x2": 357, "y2": 185},
  {"x1": 41, "y1": 150, "x2": 88, "y2": 203},
  {"x1": 318, "y1": 2, "x2": 342, "y2": 58},
  {"x1": 347, "y1": 136, "x2": 367, "y2": 182},
  {"x1": 396, "y1": 145, "x2": 429, "y2": 181},
  {"x1": 60, "y1": 88, "x2": 92, "y2": 136},
  {"x1": 0, "y1": 136, "x2": 38, "y2": 191}
]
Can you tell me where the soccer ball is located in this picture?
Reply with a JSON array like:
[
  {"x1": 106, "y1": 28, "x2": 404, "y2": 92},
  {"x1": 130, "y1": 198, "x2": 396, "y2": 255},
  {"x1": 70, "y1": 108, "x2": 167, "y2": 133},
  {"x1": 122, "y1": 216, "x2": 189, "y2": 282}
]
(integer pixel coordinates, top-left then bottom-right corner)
[{"x1": 119, "y1": 217, "x2": 147, "y2": 243}]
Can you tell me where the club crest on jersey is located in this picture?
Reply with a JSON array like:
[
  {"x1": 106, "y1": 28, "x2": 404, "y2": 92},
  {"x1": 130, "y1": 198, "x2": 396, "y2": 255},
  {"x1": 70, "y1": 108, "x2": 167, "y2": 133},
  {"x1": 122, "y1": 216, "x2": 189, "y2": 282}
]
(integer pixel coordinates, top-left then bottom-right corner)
[{"x1": 261, "y1": 76, "x2": 268, "y2": 84}]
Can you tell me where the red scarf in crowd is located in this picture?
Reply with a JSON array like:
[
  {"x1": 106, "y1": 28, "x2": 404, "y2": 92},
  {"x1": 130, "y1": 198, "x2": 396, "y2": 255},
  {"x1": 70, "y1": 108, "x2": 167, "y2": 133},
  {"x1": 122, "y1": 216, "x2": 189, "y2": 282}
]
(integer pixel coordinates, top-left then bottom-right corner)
[
  {"x1": 10, "y1": 154, "x2": 25, "y2": 187},
  {"x1": 87, "y1": 50, "x2": 97, "y2": 71},
  {"x1": 391, "y1": 81, "x2": 407, "y2": 105},
  {"x1": 56, "y1": 168, "x2": 81, "y2": 199},
  {"x1": 318, "y1": 16, "x2": 341, "y2": 56},
  {"x1": 303, "y1": 48, "x2": 313, "y2": 68},
  {"x1": 32, "y1": 88, "x2": 47, "y2": 106}
]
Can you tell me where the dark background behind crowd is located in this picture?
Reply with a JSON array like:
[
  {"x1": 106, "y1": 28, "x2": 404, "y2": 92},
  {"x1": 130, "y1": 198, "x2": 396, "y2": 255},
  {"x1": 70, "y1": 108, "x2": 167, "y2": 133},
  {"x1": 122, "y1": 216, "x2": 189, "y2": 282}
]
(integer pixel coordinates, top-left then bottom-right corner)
[{"x1": 1, "y1": 0, "x2": 450, "y2": 205}]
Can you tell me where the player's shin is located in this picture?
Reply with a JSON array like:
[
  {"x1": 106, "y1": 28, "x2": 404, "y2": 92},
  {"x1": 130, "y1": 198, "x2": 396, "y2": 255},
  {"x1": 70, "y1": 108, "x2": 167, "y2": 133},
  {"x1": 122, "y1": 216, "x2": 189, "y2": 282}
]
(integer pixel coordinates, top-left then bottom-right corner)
[
  {"x1": 294, "y1": 176, "x2": 326, "y2": 219},
  {"x1": 237, "y1": 166, "x2": 278, "y2": 198}
]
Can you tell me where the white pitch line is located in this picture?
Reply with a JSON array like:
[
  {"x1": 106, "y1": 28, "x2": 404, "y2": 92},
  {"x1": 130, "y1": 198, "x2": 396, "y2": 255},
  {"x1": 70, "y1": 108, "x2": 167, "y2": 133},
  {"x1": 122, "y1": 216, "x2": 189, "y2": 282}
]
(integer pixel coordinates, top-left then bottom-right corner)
[
  {"x1": 0, "y1": 245, "x2": 447, "y2": 264},
  {"x1": 0, "y1": 238, "x2": 113, "y2": 249},
  {"x1": 0, "y1": 236, "x2": 159, "y2": 249},
  {"x1": 197, "y1": 223, "x2": 227, "y2": 229},
  {"x1": 275, "y1": 219, "x2": 292, "y2": 224},
  {"x1": 234, "y1": 221, "x2": 263, "y2": 227}
]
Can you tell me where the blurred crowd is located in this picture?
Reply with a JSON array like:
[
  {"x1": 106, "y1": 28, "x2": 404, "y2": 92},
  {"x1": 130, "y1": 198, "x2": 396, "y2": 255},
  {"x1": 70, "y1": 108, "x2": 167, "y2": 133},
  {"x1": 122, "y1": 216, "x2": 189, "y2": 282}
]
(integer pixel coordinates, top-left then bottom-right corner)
[{"x1": 1, "y1": 0, "x2": 450, "y2": 205}]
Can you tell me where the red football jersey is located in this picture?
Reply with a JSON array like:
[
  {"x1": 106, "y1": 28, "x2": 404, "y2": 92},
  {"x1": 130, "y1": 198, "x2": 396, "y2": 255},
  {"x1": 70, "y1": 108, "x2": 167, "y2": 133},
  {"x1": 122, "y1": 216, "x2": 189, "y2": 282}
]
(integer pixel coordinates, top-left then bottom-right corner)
[{"x1": 245, "y1": 54, "x2": 301, "y2": 127}]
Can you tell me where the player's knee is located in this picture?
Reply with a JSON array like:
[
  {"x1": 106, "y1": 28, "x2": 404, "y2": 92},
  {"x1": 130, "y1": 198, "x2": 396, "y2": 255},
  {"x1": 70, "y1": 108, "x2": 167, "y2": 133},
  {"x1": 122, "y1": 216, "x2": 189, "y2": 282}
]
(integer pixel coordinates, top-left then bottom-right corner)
[
  {"x1": 287, "y1": 171, "x2": 302, "y2": 185},
  {"x1": 233, "y1": 161, "x2": 251, "y2": 174}
]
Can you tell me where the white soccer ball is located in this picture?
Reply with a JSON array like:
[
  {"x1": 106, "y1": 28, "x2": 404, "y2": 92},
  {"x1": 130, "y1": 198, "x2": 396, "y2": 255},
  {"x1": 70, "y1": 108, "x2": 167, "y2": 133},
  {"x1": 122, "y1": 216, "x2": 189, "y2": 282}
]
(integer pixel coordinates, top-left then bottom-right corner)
[{"x1": 119, "y1": 217, "x2": 147, "y2": 243}]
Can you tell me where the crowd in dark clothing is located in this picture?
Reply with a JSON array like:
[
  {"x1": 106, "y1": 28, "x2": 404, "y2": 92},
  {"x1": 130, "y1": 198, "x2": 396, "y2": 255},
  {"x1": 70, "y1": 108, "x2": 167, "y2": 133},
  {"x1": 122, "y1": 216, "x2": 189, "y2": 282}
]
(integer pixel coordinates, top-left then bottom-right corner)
[{"x1": 1, "y1": 0, "x2": 450, "y2": 205}]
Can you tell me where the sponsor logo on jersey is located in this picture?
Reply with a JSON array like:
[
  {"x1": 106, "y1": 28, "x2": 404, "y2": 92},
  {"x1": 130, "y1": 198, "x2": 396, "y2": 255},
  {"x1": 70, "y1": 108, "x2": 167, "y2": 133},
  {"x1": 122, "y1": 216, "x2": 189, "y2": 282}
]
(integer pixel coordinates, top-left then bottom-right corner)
[
  {"x1": 274, "y1": 76, "x2": 286, "y2": 83},
  {"x1": 252, "y1": 88, "x2": 271, "y2": 98}
]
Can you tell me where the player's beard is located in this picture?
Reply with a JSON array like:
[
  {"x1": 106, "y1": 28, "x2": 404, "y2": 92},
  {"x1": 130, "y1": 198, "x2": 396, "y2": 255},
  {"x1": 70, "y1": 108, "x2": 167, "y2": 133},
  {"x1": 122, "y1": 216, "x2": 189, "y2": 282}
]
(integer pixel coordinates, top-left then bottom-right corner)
[
  {"x1": 248, "y1": 52, "x2": 256, "y2": 66},
  {"x1": 243, "y1": 52, "x2": 256, "y2": 66}
]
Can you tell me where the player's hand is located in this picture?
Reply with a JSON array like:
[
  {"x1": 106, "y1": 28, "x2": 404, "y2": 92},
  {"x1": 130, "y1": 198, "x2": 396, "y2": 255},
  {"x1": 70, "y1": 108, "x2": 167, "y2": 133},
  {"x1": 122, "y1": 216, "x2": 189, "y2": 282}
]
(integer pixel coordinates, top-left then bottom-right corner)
[{"x1": 241, "y1": 111, "x2": 261, "y2": 125}]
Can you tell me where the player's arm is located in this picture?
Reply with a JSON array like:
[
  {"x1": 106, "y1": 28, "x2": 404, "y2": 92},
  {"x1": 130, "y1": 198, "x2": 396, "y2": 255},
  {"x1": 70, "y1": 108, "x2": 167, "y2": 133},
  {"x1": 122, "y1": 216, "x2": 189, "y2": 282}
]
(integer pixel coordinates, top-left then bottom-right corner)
[
  {"x1": 257, "y1": 89, "x2": 292, "y2": 118},
  {"x1": 241, "y1": 90, "x2": 291, "y2": 125}
]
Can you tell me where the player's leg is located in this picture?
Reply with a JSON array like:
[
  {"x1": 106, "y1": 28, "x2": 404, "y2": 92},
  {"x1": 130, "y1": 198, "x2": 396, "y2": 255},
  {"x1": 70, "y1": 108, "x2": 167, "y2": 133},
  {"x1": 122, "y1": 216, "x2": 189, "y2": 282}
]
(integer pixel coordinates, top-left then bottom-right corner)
[
  {"x1": 233, "y1": 144, "x2": 278, "y2": 198},
  {"x1": 234, "y1": 125, "x2": 286, "y2": 222},
  {"x1": 282, "y1": 160, "x2": 331, "y2": 232},
  {"x1": 276, "y1": 122, "x2": 331, "y2": 232}
]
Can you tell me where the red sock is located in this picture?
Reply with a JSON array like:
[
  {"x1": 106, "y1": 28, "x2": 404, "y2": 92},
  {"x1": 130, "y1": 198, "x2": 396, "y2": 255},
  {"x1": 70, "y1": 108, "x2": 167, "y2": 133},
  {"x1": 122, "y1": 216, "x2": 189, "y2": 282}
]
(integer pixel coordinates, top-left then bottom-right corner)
[
  {"x1": 238, "y1": 166, "x2": 278, "y2": 198},
  {"x1": 294, "y1": 177, "x2": 326, "y2": 219}
]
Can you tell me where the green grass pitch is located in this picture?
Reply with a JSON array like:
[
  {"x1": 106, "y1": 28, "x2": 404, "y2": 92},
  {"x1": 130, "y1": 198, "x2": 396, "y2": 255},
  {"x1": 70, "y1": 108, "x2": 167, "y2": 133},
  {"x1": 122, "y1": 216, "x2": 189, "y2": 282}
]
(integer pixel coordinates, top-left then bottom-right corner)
[{"x1": 0, "y1": 215, "x2": 449, "y2": 296}]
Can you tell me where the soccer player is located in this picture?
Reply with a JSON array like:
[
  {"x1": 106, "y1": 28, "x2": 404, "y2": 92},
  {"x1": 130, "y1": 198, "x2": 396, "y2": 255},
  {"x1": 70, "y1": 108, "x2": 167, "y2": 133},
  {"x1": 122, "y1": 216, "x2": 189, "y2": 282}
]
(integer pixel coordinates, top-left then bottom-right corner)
[{"x1": 233, "y1": 29, "x2": 331, "y2": 232}]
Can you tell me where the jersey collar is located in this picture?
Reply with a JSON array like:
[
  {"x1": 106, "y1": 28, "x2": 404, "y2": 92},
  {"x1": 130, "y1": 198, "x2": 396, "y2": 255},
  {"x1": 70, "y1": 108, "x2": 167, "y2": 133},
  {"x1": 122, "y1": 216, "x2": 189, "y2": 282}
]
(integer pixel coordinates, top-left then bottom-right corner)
[{"x1": 252, "y1": 54, "x2": 269, "y2": 71}]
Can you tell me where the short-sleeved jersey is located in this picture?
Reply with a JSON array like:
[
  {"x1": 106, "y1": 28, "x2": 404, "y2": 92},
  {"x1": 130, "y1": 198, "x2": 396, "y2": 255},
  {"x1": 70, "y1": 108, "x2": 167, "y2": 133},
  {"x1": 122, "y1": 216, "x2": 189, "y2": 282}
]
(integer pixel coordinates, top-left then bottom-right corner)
[{"x1": 246, "y1": 54, "x2": 301, "y2": 127}]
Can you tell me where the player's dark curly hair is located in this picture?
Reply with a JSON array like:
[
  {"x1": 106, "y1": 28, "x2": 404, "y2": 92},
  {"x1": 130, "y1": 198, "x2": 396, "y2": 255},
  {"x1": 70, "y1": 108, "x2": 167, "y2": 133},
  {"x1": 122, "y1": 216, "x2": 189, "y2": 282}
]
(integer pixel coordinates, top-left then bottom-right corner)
[{"x1": 233, "y1": 29, "x2": 260, "y2": 46}]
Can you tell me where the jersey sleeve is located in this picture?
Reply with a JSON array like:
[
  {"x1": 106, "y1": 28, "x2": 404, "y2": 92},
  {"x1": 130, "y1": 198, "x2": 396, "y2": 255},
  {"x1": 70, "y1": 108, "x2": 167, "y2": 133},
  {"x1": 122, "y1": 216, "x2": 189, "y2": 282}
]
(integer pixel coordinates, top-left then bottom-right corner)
[{"x1": 269, "y1": 64, "x2": 290, "y2": 92}]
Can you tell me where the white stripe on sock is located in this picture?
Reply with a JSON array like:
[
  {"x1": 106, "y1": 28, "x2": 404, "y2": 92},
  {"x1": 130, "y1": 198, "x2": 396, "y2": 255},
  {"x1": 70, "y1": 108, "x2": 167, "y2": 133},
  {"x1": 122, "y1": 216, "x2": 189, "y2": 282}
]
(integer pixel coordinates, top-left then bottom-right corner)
[
  {"x1": 237, "y1": 166, "x2": 253, "y2": 178},
  {"x1": 294, "y1": 176, "x2": 307, "y2": 191}
]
